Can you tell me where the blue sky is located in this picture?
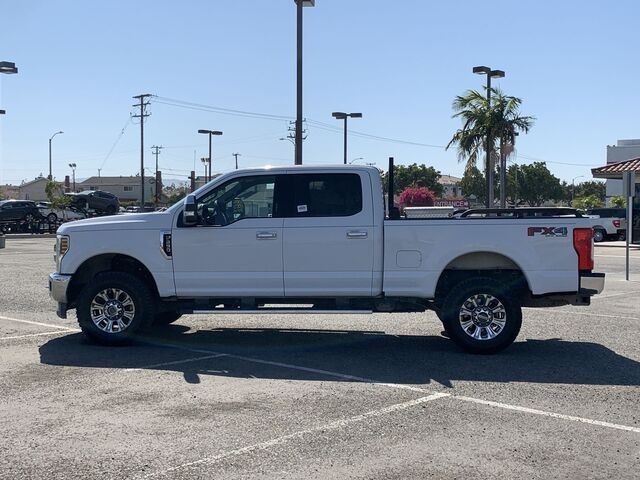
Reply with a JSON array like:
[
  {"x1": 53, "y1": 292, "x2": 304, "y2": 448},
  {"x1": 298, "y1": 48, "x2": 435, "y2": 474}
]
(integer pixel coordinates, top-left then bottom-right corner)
[{"x1": 1, "y1": 0, "x2": 639, "y2": 186}]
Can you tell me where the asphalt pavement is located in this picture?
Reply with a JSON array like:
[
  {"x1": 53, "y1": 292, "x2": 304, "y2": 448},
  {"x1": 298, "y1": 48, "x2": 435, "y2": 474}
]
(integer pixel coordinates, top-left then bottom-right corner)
[{"x1": 0, "y1": 237, "x2": 638, "y2": 479}]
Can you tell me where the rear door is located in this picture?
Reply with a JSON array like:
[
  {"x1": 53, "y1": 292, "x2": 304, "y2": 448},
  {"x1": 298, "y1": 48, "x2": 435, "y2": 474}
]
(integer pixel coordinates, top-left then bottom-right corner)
[{"x1": 282, "y1": 171, "x2": 375, "y2": 296}]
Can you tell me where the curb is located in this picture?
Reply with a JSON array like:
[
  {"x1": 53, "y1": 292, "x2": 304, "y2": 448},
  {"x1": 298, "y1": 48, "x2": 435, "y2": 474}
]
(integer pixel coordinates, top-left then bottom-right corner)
[{"x1": 2, "y1": 234, "x2": 57, "y2": 239}]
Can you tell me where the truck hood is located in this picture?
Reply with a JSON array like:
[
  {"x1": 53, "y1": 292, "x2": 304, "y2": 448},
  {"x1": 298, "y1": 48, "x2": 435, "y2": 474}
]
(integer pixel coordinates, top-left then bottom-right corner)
[{"x1": 57, "y1": 212, "x2": 173, "y2": 234}]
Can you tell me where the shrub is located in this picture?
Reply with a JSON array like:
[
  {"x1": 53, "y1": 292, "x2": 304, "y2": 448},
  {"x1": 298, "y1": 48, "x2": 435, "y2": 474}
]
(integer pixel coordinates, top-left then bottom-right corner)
[{"x1": 399, "y1": 187, "x2": 436, "y2": 207}]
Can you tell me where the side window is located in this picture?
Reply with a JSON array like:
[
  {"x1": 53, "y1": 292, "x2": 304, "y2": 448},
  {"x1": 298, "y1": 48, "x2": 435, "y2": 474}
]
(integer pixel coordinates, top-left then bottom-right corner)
[
  {"x1": 198, "y1": 175, "x2": 276, "y2": 226},
  {"x1": 292, "y1": 173, "x2": 362, "y2": 217}
]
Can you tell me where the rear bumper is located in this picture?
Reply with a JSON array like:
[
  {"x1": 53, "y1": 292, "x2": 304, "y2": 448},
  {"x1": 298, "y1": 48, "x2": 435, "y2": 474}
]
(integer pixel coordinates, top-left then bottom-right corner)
[{"x1": 580, "y1": 272, "x2": 605, "y2": 295}]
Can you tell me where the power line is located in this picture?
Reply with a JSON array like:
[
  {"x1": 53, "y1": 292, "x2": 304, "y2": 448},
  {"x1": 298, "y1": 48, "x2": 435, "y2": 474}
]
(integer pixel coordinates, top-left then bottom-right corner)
[{"x1": 132, "y1": 94, "x2": 152, "y2": 207}]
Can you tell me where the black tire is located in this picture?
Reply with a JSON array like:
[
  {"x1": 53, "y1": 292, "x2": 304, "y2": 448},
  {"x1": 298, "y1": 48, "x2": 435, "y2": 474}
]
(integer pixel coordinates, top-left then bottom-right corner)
[
  {"x1": 593, "y1": 228, "x2": 605, "y2": 242},
  {"x1": 153, "y1": 311, "x2": 182, "y2": 325},
  {"x1": 47, "y1": 213, "x2": 58, "y2": 223},
  {"x1": 24, "y1": 213, "x2": 35, "y2": 223},
  {"x1": 105, "y1": 205, "x2": 117, "y2": 215},
  {"x1": 440, "y1": 277, "x2": 522, "y2": 354},
  {"x1": 618, "y1": 231, "x2": 626, "y2": 242},
  {"x1": 76, "y1": 271, "x2": 154, "y2": 345}
]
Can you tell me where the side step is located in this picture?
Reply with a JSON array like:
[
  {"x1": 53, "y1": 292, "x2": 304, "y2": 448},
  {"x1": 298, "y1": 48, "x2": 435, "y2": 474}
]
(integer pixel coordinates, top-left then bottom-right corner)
[{"x1": 186, "y1": 308, "x2": 373, "y2": 315}]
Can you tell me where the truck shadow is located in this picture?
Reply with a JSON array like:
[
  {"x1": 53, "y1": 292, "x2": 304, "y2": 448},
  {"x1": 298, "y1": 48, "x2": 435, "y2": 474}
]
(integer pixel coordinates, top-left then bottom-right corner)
[{"x1": 39, "y1": 326, "x2": 640, "y2": 387}]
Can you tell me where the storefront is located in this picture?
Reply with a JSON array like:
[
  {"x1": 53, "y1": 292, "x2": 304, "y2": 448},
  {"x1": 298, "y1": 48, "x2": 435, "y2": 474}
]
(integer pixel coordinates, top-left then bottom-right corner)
[{"x1": 592, "y1": 158, "x2": 640, "y2": 244}]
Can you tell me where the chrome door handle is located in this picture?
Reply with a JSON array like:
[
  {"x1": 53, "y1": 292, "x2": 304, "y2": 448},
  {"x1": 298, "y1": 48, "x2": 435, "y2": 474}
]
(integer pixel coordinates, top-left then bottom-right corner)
[
  {"x1": 256, "y1": 231, "x2": 277, "y2": 239},
  {"x1": 347, "y1": 231, "x2": 368, "y2": 239}
]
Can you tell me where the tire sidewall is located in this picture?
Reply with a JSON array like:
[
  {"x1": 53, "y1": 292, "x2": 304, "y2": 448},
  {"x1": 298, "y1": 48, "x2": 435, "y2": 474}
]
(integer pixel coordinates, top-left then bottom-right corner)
[
  {"x1": 76, "y1": 272, "x2": 153, "y2": 344},
  {"x1": 593, "y1": 229, "x2": 605, "y2": 242},
  {"x1": 441, "y1": 277, "x2": 522, "y2": 354}
]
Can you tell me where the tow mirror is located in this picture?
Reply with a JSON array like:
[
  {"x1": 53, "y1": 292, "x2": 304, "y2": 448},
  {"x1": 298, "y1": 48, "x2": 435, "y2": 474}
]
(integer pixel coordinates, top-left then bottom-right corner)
[{"x1": 183, "y1": 194, "x2": 198, "y2": 225}]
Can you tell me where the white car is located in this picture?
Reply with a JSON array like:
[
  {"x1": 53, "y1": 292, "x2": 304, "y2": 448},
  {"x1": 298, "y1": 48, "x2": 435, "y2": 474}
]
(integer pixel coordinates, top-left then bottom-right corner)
[
  {"x1": 49, "y1": 163, "x2": 604, "y2": 354},
  {"x1": 37, "y1": 202, "x2": 86, "y2": 223}
]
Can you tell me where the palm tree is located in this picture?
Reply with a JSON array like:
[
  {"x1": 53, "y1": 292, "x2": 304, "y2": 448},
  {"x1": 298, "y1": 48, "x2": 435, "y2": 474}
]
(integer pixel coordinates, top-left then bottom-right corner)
[{"x1": 446, "y1": 87, "x2": 534, "y2": 207}]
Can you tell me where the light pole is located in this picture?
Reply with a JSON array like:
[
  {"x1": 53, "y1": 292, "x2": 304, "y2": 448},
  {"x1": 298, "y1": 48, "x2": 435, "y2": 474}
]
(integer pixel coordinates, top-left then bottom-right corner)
[
  {"x1": 198, "y1": 129, "x2": 223, "y2": 182},
  {"x1": 571, "y1": 175, "x2": 585, "y2": 205},
  {"x1": 233, "y1": 152, "x2": 241, "y2": 170},
  {"x1": 48, "y1": 131, "x2": 64, "y2": 180},
  {"x1": 201, "y1": 158, "x2": 208, "y2": 184},
  {"x1": 68, "y1": 163, "x2": 77, "y2": 192},
  {"x1": 332, "y1": 112, "x2": 362, "y2": 165},
  {"x1": 294, "y1": 0, "x2": 315, "y2": 165},
  {"x1": 473, "y1": 65, "x2": 505, "y2": 208},
  {"x1": 349, "y1": 157, "x2": 364, "y2": 164}
]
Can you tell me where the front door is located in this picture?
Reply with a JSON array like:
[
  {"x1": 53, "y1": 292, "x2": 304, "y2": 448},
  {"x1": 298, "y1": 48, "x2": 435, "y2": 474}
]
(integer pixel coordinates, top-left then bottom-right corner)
[
  {"x1": 172, "y1": 174, "x2": 285, "y2": 297},
  {"x1": 283, "y1": 172, "x2": 375, "y2": 296}
]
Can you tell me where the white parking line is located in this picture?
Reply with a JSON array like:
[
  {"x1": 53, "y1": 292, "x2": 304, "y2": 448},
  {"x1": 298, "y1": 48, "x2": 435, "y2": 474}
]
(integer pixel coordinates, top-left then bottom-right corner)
[
  {"x1": 594, "y1": 254, "x2": 640, "y2": 259},
  {"x1": 593, "y1": 291, "x2": 638, "y2": 300},
  {"x1": 0, "y1": 315, "x2": 80, "y2": 331},
  {"x1": 453, "y1": 395, "x2": 640, "y2": 433},
  {"x1": 120, "y1": 353, "x2": 227, "y2": 373},
  {"x1": 524, "y1": 308, "x2": 639, "y2": 321},
  {"x1": 140, "y1": 392, "x2": 449, "y2": 478},
  {"x1": 0, "y1": 330, "x2": 71, "y2": 341}
]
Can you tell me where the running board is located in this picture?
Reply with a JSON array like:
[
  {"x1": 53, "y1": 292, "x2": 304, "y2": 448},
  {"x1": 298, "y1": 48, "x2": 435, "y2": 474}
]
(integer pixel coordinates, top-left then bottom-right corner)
[{"x1": 185, "y1": 309, "x2": 373, "y2": 315}]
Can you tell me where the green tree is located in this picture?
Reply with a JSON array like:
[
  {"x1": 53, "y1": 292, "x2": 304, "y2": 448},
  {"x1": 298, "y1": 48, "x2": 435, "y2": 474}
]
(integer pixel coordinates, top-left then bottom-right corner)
[
  {"x1": 610, "y1": 195, "x2": 626, "y2": 208},
  {"x1": 45, "y1": 180, "x2": 70, "y2": 210},
  {"x1": 517, "y1": 162, "x2": 564, "y2": 206},
  {"x1": 382, "y1": 163, "x2": 443, "y2": 197},
  {"x1": 460, "y1": 166, "x2": 486, "y2": 204},
  {"x1": 574, "y1": 180, "x2": 606, "y2": 201},
  {"x1": 572, "y1": 195, "x2": 604, "y2": 210},
  {"x1": 446, "y1": 87, "x2": 534, "y2": 205}
]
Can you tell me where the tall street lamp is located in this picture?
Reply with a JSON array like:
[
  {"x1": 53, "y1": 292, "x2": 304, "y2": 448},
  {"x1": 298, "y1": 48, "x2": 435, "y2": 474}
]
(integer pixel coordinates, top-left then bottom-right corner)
[
  {"x1": 472, "y1": 65, "x2": 505, "y2": 208},
  {"x1": 294, "y1": 0, "x2": 315, "y2": 165},
  {"x1": 198, "y1": 129, "x2": 223, "y2": 182},
  {"x1": 233, "y1": 152, "x2": 241, "y2": 170},
  {"x1": 332, "y1": 112, "x2": 362, "y2": 165},
  {"x1": 49, "y1": 131, "x2": 64, "y2": 180},
  {"x1": 0, "y1": 62, "x2": 18, "y2": 75},
  {"x1": 68, "y1": 163, "x2": 77, "y2": 192}
]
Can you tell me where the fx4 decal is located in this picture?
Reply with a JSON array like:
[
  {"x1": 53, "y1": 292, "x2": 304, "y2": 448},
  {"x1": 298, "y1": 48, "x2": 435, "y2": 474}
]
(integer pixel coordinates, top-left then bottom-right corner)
[{"x1": 527, "y1": 226, "x2": 568, "y2": 237}]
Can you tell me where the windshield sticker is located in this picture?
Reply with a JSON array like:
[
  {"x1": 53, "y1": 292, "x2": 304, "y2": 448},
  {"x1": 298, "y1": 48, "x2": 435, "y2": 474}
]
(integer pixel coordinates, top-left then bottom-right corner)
[
  {"x1": 527, "y1": 226, "x2": 568, "y2": 237},
  {"x1": 297, "y1": 204, "x2": 308, "y2": 213}
]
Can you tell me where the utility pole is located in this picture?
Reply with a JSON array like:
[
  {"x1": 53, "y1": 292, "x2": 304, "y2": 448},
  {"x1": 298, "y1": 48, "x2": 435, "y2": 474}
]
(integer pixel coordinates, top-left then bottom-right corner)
[
  {"x1": 233, "y1": 152, "x2": 241, "y2": 170},
  {"x1": 132, "y1": 94, "x2": 151, "y2": 208},
  {"x1": 151, "y1": 145, "x2": 163, "y2": 204}
]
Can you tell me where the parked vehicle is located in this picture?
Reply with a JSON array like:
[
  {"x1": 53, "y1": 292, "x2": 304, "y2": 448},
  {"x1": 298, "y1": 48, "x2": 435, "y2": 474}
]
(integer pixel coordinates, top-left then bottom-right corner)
[
  {"x1": 585, "y1": 208, "x2": 626, "y2": 242},
  {"x1": 49, "y1": 164, "x2": 604, "y2": 354},
  {"x1": 66, "y1": 190, "x2": 119, "y2": 215},
  {"x1": 37, "y1": 202, "x2": 86, "y2": 223},
  {"x1": 0, "y1": 200, "x2": 41, "y2": 223}
]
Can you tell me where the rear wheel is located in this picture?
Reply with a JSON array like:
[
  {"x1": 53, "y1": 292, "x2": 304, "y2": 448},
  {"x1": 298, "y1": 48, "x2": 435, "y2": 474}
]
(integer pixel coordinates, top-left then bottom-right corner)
[
  {"x1": 440, "y1": 277, "x2": 522, "y2": 354},
  {"x1": 593, "y1": 228, "x2": 605, "y2": 242},
  {"x1": 76, "y1": 272, "x2": 154, "y2": 345},
  {"x1": 47, "y1": 212, "x2": 58, "y2": 223},
  {"x1": 105, "y1": 205, "x2": 117, "y2": 215},
  {"x1": 618, "y1": 231, "x2": 626, "y2": 242}
]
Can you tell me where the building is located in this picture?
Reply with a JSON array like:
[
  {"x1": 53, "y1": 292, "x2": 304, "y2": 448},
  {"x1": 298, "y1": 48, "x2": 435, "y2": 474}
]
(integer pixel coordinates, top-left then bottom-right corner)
[
  {"x1": 438, "y1": 175, "x2": 463, "y2": 198},
  {"x1": 17, "y1": 177, "x2": 64, "y2": 202},
  {"x1": 604, "y1": 139, "x2": 640, "y2": 202},
  {"x1": 0, "y1": 183, "x2": 20, "y2": 199},
  {"x1": 77, "y1": 176, "x2": 159, "y2": 203}
]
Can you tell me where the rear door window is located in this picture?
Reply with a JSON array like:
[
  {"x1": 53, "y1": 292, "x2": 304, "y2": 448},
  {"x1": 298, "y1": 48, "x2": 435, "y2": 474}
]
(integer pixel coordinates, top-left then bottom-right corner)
[{"x1": 291, "y1": 173, "x2": 362, "y2": 217}]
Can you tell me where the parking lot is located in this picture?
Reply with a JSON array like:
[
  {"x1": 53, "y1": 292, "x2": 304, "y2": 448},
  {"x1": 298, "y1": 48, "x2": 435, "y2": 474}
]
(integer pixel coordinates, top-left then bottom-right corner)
[{"x1": 1, "y1": 237, "x2": 638, "y2": 479}]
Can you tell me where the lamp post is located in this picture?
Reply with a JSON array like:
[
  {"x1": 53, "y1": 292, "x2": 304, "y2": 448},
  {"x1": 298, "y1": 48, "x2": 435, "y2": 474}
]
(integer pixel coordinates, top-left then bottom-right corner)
[
  {"x1": 201, "y1": 158, "x2": 208, "y2": 184},
  {"x1": 472, "y1": 65, "x2": 505, "y2": 208},
  {"x1": 233, "y1": 152, "x2": 241, "y2": 170},
  {"x1": 198, "y1": 129, "x2": 223, "y2": 182},
  {"x1": 68, "y1": 163, "x2": 77, "y2": 192},
  {"x1": 332, "y1": 112, "x2": 362, "y2": 165},
  {"x1": 294, "y1": 0, "x2": 315, "y2": 165},
  {"x1": 48, "y1": 131, "x2": 64, "y2": 180},
  {"x1": 349, "y1": 157, "x2": 364, "y2": 164},
  {"x1": 571, "y1": 175, "x2": 585, "y2": 205}
]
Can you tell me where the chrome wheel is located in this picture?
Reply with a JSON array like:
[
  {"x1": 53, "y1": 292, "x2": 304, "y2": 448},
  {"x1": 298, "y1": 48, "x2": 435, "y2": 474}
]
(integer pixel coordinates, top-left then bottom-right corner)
[
  {"x1": 459, "y1": 293, "x2": 507, "y2": 341},
  {"x1": 90, "y1": 288, "x2": 136, "y2": 333}
]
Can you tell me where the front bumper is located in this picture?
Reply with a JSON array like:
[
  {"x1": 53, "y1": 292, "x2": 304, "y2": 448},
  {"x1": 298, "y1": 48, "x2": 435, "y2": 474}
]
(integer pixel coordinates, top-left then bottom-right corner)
[{"x1": 49, "y1": 273, "x2": 72, "y2": 319}]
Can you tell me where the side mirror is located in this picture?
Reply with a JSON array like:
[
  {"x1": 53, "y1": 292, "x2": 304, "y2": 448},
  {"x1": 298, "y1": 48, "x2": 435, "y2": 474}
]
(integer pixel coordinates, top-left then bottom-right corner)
[{"x1": 183, "y1": 194, "x2": 198, "y2": 226}]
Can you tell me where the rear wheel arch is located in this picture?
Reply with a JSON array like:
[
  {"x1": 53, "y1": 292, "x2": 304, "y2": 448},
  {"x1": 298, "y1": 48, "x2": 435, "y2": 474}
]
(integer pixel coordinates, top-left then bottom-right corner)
[{"x1": 434, "y1": 252, "x2": 530, "y2": 306}]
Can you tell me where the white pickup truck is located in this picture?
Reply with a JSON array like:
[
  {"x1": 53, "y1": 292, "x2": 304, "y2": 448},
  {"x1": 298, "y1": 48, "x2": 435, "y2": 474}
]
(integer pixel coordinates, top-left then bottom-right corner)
[{"x1": 49, "y1": 162, "x2": 604, "y2": 353}]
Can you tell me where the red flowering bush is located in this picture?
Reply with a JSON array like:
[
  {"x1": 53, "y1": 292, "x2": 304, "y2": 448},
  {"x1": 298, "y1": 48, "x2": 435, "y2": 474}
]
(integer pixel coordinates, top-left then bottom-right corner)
[{"x1": 399, "y1": 186, "x2": 436, "y2": 207}]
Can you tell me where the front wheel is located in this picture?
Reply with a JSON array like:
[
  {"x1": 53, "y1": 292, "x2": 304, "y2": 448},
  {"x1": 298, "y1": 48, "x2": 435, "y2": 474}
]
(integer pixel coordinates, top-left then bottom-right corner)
[
  {"x1": 440, "y1": 277, "x2": 522, "y2": 354},
  {"x1": 47, "y1": 212, "x2": 58, "y2": 223},
  {"x1": 76, "y1": 272, "x2": 154, "y2": 345}
]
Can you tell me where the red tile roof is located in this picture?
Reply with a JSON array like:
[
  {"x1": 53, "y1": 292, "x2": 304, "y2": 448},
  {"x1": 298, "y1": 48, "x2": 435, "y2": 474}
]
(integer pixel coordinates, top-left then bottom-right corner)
[{"x1": 592, "y1": 157, "x2": 640, "y2": 178}]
